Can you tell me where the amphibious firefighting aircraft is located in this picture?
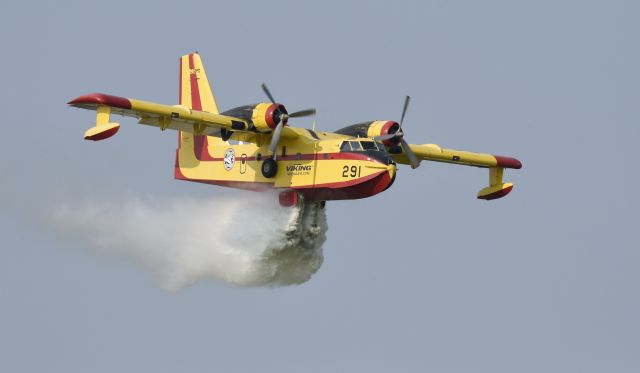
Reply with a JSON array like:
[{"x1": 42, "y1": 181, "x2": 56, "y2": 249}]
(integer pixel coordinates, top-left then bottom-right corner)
[{"x1": 68, "y1": 53, "x2": 522, "y2": 207}]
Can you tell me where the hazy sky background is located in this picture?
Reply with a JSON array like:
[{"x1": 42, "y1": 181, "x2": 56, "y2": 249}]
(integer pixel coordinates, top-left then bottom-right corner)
[{"x1": 1, "y1": 0, "x2": 639, "y2": 372}]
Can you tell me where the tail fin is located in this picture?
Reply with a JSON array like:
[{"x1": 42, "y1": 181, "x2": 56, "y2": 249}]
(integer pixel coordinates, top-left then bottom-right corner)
[
  {"x1": 176, "y1": 53, "x2": 224, "y2": 177},
  {"x1": 179, "y1": 53, "x2": 219, "y2": 113}
]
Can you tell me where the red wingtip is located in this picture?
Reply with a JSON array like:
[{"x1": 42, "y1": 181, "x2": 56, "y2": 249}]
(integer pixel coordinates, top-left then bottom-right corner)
[
  {"x1": 493, "y1": 155, "x2": 522, "y2": 169},
  {"x1": 68, "y1": 93, "x2": 132, "y2": 110}
]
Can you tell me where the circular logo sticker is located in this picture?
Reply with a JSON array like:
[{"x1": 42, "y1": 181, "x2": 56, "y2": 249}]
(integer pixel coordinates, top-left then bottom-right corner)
[{"x1": 223, "y1": 148, "x2": 235, "y2": 171}]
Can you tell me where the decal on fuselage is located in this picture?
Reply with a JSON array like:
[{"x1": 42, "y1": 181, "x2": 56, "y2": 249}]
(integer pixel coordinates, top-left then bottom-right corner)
[
  {"x1": 223, "y1": 148, "x2": 235, "y2": 171},
  {"x1": 342, "y1": 165, "x2": 361, "y2": 178},
  {"x1": 240, "y1": 154, "x2": 247, "y2": 174},
  {"x1": 286, "y1": 164, "x2": 312, "y2": 176}
]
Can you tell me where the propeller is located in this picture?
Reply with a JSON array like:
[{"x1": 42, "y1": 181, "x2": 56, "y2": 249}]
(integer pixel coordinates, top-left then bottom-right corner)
[
  {"x1": 289, "y1": 108, "x2": 316, "y2": 118},
  {"x1": 401, "y1": 138, "x2": 420, "y2": 169},
  {"x1": 374, "y1": 95, "x2": 421, "y2": 169},
  {"x1": 261, "y1": 83, "x2": 316, "y2": 160},
  {"x1": 261, "y1": 83, "x2": 277, "y2": 104}
]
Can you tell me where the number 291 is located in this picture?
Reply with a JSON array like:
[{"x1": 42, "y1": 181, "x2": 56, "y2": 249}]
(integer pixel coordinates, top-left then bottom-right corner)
[{"x1": 342, "y1": 165, "x2": 361, "y2": 177}]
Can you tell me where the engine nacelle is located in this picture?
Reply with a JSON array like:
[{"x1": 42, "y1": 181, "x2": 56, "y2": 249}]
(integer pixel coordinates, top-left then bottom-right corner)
[
  {"x1": 366, "y1": 121, "x2": 400, "y2": 146},
  {"x1": 251, "y1": 103, "x2": 288, "y2": 131},
  {"x1": 221, "y1": 103, "x2": 288, "y2": 132},
  {"x1": 335, "y1": 120, "x2": 400, "y2": 146}
]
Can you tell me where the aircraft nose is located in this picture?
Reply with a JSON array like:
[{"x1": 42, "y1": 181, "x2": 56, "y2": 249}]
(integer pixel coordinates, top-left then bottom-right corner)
[
  {"x1": 380, "y1": 163, "x2": 397, "y2": 192},
  {"x1": 387, "y1": 163, "x2": 396, "y2": 181}
]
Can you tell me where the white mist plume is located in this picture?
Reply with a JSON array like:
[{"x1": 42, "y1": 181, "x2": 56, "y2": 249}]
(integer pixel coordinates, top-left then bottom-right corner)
[{"x1": 50, "y1": 193, "x2": 327, "y2": 290}]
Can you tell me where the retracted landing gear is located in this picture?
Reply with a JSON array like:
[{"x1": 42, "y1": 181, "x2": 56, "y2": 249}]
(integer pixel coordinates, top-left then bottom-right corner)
[{"x1": 261, "y1": 158, "x2": 278, "y2": 178}]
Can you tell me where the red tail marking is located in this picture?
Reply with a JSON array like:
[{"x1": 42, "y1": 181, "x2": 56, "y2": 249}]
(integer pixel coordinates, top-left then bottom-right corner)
[
  {"x1": 188, "y1": 54, "x2": 202, "y2": 111},
  {"x1": 187, "y1": 54, "x2": 205, "y2": 160}
]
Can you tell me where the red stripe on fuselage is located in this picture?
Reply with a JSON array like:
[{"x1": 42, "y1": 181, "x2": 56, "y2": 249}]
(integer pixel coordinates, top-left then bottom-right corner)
[
  {"x1": 174, "y1": 168, "x2": 393, "y2": 201},
  {"x1": 299, "y1": 170, "x2": 393, "y2": 201},
  {"x1": 190, "y1": 149, "x2": 385, "y2": 163},
  {"x1": 174, "y1": 157, "x2": 272, "y2": 192},
  {"x1": 297, "y1": 170, "x2": 385, "y2": 189},
  {"x1": 175, "y1": 145, "x2": 394, "y2": 201}
]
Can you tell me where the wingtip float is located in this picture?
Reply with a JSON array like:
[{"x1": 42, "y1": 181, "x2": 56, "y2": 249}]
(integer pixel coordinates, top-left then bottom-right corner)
[
  {"x1": 475, "y1": 155, "x2": 521, "y2": 200},
  {"x1": 68, "y1": 53, "x2": 522, "y2": 205}
]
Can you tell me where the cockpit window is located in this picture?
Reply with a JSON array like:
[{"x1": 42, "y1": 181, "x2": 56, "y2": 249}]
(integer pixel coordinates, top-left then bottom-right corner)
[
  {"x1": 349, "y1": 141, "x2": 363, "y2": 151},
  {"x1": 360, "y1": 141, "x2": 377, "y2": 151},
  {"x1": 340, "y1": 140, "x2": 386, "y2": 152}
]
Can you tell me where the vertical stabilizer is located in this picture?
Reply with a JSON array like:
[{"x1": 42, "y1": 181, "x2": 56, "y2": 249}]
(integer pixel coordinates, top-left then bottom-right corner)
[
  {"x1": 179, "y1": 53, "x2": 219, "y2": 113},
  {"x1": 176, "y1": 53, "x2": 224, "y2": 179}
]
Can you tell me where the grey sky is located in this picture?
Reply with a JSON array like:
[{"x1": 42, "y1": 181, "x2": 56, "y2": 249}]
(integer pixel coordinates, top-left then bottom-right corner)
[{"x1": 1, "y1": 0, "x2": 639, "y2": 372}]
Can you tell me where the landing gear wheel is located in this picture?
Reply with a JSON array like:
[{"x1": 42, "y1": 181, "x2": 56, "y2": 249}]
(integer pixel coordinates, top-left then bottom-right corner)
[{"x1": 261, "y1": 158, "x2": 278, "y2": 178}]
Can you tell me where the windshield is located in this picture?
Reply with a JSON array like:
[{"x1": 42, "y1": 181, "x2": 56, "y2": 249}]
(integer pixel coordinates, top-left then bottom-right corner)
[
  {"x1": 360, "y1": 141, "x2": 377, "y2": 150},
  {"x1": 340, "y1": 141, "x2": 352, "y2": 152},
  {"x1": 349, "y1": 141, "x2": 363, "y2": 151},
  {"x1": 338, "y1": 140, "x2": 391, "y2": 164},
  {"x1": 340, "y1": 140, "x2": 386, "y2": 152}
]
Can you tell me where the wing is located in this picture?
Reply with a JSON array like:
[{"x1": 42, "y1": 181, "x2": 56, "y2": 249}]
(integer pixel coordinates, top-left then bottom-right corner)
[
  {"x1": 67, "y1": 92, "x2": 301, "y2": 142},
  {"x1": 68, "y1": 53, "x2": 299, "y2": 143},
  {"x1": 68, "y1": 92, "x2": 248, "y2": 137},
  {"x1": 391, "y1": 143, "x2": 521, "y2": 169},
  {"x1": 391, "y1": 143, "x2": 522, "y2": 200}
]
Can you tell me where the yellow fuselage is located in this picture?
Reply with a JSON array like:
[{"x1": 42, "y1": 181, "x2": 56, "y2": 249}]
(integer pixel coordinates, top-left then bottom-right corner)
[{"x1": 175, "y1": 128, "x2": 397, "y2": 201}]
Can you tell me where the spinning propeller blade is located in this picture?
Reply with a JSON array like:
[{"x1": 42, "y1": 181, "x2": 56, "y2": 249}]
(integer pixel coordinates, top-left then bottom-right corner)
[
  {"x1": 386, "y1": 95, "x2": 420, "y2": 168},
  {"x1": 260, "y1": 83, "x2": 316, "y2": 158},
  {"x1": 289, "y1": 108, "x2": 316, "y2": 118},
  {"x1": 269, "y1": 121, "x2": 285, "y2": 160},
  {"x1": 399, "y1": 95, "x2": 410, "y2": 129},
  {"x1": 261, "y1": 83, "x2": 276, "y2": 104},
  {"x1": 401, "y1": 138, "x2": 420, "y2": 169}
]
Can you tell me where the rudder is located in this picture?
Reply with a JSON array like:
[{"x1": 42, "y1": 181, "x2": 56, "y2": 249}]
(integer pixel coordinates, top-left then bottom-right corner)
[
  {"x1": 179, "y1": 53, "x2": 219, "y2": 113},
  {"x1": 176, "y1": 53, "x2": 224, "y2": 177}
]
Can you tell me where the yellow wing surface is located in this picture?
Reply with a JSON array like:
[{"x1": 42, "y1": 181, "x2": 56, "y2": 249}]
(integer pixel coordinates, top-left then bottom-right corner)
[
  {"x1": 67, "y1": 53, "x2": 297, "y2": 143},
  {"x1": 391, "y1": 143, "x2": 522, "y2": 200},
  {"x1": 69, "y1": 92, "x2": 243, "y2": 137}
]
